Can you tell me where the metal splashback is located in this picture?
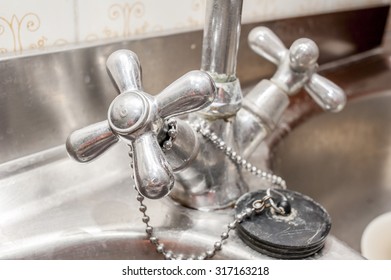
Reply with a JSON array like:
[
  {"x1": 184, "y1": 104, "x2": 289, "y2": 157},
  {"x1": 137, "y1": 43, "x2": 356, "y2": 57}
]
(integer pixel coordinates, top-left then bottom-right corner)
[{"x1": 0, "y1": 5, "x2": 389, "y2": 164}]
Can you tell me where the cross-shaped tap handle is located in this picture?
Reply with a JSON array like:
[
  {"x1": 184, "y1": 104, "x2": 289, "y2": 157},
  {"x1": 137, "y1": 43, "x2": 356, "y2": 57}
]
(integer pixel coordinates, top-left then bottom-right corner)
[
  {"x1": 248, "y1": 26, "x2": 346, "y2": 112},
  {"x1": 66, "y1": 50, "x2": 216, "y2": 199}
]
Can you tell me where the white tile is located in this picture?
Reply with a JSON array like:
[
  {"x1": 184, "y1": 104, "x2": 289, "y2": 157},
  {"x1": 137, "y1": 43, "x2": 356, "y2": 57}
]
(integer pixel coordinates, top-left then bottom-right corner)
[
  {"x1": 0, "y1": 0, "x2": 75, "y2": 56},
  {"x1": 76, "y1": 0, "x2": 206, "y2": 43},
  {"x1": 243, "y1": 0, "x2": 390, "y2": 23},
  {"x1": 142, "y1": 0, "x2": 205, "y2": 32},
  {"x1": 1, "y1": 0, "x2": 390, "y2": 57}
]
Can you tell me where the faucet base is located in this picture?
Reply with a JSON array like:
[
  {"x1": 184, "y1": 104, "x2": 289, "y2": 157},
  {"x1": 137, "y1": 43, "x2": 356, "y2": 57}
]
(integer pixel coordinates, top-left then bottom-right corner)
[
  {"x1": 169, "y1": 178, "x2": 248, "y2": 211},
  {"x1": 170, "y1": 117, "x2": 249, "y2": 211}
]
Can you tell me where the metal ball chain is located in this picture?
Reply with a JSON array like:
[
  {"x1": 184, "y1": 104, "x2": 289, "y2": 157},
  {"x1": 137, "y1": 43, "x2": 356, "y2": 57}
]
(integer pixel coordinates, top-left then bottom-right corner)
[
  {"x1": 135, "y1": 188, "x2": 246, "y2": 260},
  {"x1": 161, "y1": 118, "x2": 178, "y2": 151},
  {"x1": 129, "y1": 117, "x2": 289, "y2": 260},
  {"x1": 134, "y1": 185, "x2": 286, "y2": 260},
  {"x1": 191, "y1": 120, "x2": 286, "y2": 189}
]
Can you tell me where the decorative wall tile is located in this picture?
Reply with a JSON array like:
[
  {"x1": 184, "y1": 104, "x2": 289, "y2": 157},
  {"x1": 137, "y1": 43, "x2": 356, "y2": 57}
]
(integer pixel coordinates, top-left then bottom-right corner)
[
  {"x1": 243, "y1": 0, "x2": 390, "y2": 23},
  {"x1": 0, "y1": 0, "x2": 75, "y2": 56},
  {"x1": 0, "y1": 0, "x2": 389, "y2": 58},
  {"x1": 77, "y1": 0, "x2": 205, "y2": 43}
]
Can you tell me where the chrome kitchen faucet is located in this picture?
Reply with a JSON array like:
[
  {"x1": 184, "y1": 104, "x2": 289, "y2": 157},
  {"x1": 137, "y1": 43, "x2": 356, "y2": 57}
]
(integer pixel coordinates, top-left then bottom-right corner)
[{"x1": 66, "y1": 0, "x2": 346, "y2": 210}]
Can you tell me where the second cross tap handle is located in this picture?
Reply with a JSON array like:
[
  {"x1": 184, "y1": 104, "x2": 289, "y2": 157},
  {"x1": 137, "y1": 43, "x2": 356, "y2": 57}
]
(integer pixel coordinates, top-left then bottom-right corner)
[
  {"x1": 248, "y1": 26, "x2": 346, "y2": 112},
  {"x1": 66, "y1": 50, "x2": 216, "y2": 199}
]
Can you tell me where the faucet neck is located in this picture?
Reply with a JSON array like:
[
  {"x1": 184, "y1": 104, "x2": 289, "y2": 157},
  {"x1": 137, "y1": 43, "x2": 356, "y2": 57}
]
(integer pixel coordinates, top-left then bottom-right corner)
[
  {"x1": 200, "y1": 0, "x2": 243, "y2": 118},
  {"x1": 201, "y1": 0, "x2": 242, "y2": 80}
]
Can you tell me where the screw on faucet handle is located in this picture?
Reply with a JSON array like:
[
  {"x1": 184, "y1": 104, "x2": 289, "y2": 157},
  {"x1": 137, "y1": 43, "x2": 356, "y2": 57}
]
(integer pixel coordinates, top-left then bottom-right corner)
[
  {"x1": 67, "y1": 50, "x2": 148, "y2": 166},
  {"x1": 107, "y1": 89, "x2": 174, "y2": 199},
  {"x1": 67, "y1": 49, "x2": 216, "y2": 200},
  {"x1": 249, "y1": 26, "x2": 346, "y2": 112}
]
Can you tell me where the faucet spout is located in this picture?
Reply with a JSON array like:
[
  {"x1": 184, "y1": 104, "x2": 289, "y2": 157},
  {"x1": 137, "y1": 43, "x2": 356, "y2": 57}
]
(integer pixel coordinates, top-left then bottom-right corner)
[
  {"x1": 199, "y1": 0, "x2": 243, "y2": 118},
  {"x1": 201, "y1": 0, "x2": 242, "y2": 81},
  {"x1": 170, "y1": 0, "x2": 247, "y2": 210}
]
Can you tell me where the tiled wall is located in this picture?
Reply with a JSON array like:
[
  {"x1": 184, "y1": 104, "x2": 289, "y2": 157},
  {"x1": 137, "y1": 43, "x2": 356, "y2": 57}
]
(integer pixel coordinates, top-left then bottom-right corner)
[{"x1": 0, "y1": 0, "x2": 389, "y2": 58}]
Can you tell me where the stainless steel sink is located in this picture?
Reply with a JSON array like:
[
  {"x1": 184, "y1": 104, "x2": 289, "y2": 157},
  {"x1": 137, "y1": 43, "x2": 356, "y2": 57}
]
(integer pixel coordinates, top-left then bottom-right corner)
[
  {"x1": 272, "y1": 90, "x2": 391, "y2": 252},
  {"x1": 0, "y1": 144, "x2": 360, "y2": 259},
  {"x1": 1, "y1": 7, "x2": 389, "y2": 260},
  {"x1": 0, "y1": 58, "x2": 385, "y2": 262},
  {"x1": 271, "y1": 52, "x2": 391, "y2": 253}
]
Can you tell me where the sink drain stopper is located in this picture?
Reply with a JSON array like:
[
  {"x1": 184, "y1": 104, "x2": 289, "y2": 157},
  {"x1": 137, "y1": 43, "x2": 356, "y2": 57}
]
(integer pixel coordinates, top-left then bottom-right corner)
[{"x1": 235, "y1": 189, "x2": 331, "y2": 259}]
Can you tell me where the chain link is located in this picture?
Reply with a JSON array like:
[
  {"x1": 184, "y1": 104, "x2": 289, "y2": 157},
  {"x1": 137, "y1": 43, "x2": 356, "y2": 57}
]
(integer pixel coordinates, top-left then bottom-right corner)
[
  {"x1": 134, "y1": 184, "x2": 288, "y2": 260},
  {"x1": 161, "y1": 118, "x2": 178, "y2": 151},
  {"x1": 130, "y1": 118, "x2": 289, "y2": 260},
  {"x1": 134, "y1": 187, "x2": 253, "y2": 260},
  {"x1": 191, "y1": 120, "x2": 287, "y2": 189}
]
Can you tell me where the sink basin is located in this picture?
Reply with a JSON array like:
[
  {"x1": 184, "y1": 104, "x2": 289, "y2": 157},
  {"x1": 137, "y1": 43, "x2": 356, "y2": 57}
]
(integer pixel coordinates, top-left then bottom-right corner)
[
  {"x1": 272, "y1": 90, "x2": 391, "y2": 252},
  {"x1": 0, "y1": 144, "x2": 360, "y2": 259},
  {"x1": 2, "y1": 54, "x2": 384, "y2": 261},
  {"x1": 1, "y1": 5, "x2": 390, "y2": 260},
  {"x1": 270, "y1": 52, "x2": 391, "y2": 253},
  {"x1": 5, "y1": 31, "x2": 390, "y2": 262},
  {"x1": 2, "y1": 49, "x2": 388, "y2": 260}
]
